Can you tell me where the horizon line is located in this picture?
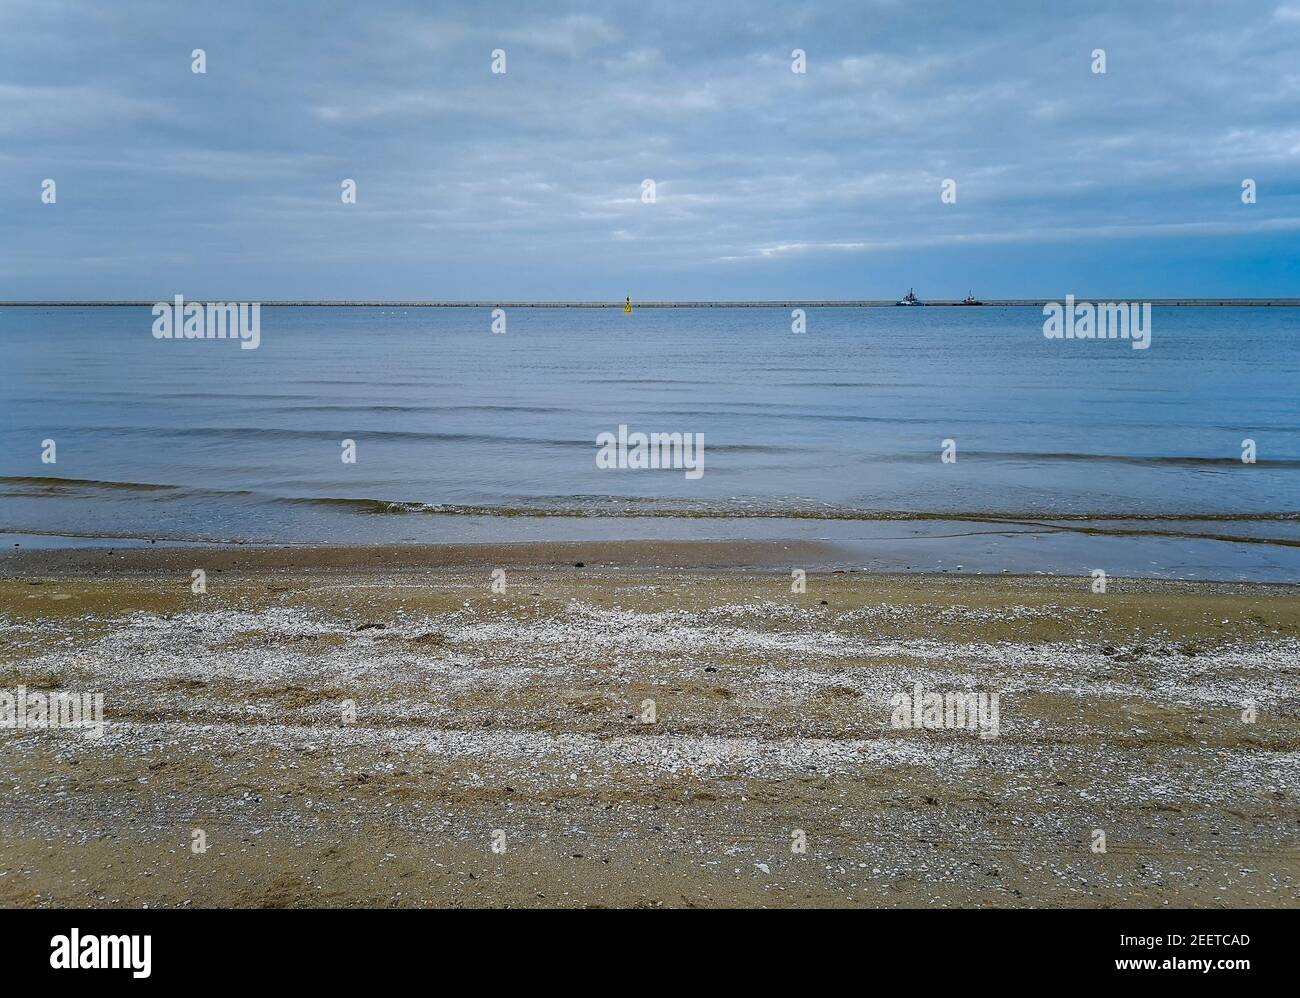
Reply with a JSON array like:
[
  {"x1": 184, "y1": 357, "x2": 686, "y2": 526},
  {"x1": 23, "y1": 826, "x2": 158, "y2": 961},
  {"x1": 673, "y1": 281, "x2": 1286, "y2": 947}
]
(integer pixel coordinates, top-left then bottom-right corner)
[{"x1": 3, "y1": 298, "x2": 1300, "y2": 308}]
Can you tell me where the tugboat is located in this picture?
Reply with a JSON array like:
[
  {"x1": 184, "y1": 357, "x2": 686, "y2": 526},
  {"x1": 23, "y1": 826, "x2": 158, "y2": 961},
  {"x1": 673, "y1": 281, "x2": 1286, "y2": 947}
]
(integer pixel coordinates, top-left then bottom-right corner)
[
  {"x1": 895, "y1": 288, "x2": 924, "y2": 306},
  {"x1": 960, "y1": 290, "x2": 984, "y2": 305}
]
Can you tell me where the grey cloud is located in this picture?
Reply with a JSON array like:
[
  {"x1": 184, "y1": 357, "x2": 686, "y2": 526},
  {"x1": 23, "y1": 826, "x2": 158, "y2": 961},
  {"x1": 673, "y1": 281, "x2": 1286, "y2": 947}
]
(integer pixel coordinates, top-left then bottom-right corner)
[{"x1": 1, "y1": 0, "x2": 1297, "y2": 298}]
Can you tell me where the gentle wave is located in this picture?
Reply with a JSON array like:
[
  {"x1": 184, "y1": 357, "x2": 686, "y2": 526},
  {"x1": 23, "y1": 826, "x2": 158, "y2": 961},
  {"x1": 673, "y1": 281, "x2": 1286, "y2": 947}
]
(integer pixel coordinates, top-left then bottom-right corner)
[
  {"x1": 962, "y1": 451, "x2": 1300, "y2": 468},
  {"x1": 5, "y1": 476, "x2": 1298, "y2": 525},
  {"x1": 9, "y1": 428, "x2": 791, "y2": 452},
  {"x1": 276, "y1": 403, "x2": 569, "y2": 415},
  {"x1": 0, "y1": 475, "x2": 179, "y2": 492}
]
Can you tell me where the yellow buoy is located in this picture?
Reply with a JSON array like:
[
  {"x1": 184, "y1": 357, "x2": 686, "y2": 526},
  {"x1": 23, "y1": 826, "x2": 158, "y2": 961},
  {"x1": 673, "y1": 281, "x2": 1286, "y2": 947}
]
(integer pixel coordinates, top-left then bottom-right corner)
[{"x1": 624, "y1": 296, "x2": 632, "y2": 314}]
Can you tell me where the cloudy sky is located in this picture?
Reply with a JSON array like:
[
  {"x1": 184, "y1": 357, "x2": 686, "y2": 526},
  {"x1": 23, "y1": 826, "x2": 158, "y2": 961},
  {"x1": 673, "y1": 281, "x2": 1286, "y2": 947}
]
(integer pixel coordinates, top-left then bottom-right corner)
[{"x1": 3, "y1": 0, "x2": 1299, "y2": 299}]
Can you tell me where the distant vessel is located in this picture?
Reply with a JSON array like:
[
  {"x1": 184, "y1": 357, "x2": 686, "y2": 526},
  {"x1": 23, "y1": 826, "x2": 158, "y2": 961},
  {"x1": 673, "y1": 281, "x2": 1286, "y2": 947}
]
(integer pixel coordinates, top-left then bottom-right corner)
[
  {"x1": 960, "y1": 291, "x2": 984, "y2": 306},
  {"x1": 895, "y1": 288, "x2": 924, "y2": 306}
]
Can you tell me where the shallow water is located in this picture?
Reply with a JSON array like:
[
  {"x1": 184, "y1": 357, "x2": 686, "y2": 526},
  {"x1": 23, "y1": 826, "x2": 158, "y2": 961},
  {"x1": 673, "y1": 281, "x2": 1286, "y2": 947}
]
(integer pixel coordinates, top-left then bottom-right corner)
[{"x1": 2, "y1": 305, "x2": 1297, "y2": 579}]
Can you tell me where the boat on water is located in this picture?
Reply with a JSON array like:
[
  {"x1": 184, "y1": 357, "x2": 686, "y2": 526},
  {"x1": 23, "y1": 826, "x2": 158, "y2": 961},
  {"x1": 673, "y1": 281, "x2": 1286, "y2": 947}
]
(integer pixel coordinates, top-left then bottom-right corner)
[
  {"x1": 960, "y1": 291, "x2": 984, "y2": 305},
  {"x1": 895, "y1": 288, "x2": 924, "y2": 306}
]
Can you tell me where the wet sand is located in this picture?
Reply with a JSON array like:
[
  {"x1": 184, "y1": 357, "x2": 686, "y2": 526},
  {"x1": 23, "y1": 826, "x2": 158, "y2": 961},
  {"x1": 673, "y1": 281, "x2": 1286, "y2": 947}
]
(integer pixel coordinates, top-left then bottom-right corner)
[{"x1": 1, "y1": 542, "x2": 1297, "y2": 907}]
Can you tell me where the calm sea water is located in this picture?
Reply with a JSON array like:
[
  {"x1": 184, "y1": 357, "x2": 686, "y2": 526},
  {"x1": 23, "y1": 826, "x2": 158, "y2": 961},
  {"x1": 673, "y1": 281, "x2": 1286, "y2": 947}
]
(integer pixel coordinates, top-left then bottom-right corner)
[{"x1": 2, "y1": 305, "x2": 1298, "y2": 579}]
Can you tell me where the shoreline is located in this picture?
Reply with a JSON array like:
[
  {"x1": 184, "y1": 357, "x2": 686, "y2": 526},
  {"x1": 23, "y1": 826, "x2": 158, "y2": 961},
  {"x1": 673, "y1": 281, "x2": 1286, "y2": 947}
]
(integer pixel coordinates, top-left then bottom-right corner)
[
  {"x1": 0, "y1": 538, "x2": 845, "y2": 577},
  {"x1": 4, "y1": 536, "x2": 1299, "y2": 583},
  {"x1": 5, "y1": 535, "x2": 1299, "y2": 586}
]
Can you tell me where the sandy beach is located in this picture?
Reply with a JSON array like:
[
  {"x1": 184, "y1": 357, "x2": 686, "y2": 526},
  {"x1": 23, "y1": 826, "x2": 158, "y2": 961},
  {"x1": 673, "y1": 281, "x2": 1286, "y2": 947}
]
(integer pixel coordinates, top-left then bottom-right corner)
[{"x1": 0, "y1": 541, "x2": 1296, "y2": 908}]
